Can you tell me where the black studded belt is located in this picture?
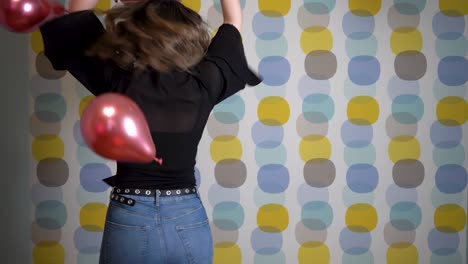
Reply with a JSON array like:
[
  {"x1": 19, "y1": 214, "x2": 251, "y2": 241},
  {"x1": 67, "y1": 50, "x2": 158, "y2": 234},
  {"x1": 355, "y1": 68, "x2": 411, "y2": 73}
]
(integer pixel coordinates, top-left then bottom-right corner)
[{"x1": 110, "y1": 187, "x2": 197, "y2": 207}]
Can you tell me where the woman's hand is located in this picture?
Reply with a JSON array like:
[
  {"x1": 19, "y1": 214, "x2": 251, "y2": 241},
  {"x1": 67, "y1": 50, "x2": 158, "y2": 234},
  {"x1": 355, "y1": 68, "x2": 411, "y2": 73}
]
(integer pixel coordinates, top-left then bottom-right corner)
[
  {"x1": 220, "y1": 0, "x2": 242, "y2": 31},
  {"x1": 69, "y1": 0, "x2": 100, "y2": 12}
]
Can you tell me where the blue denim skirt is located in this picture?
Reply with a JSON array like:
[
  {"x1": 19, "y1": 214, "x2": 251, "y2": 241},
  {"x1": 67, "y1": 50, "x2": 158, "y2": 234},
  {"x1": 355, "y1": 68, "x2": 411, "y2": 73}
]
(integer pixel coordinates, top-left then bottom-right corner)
[{"x1": 99, "y1": 191, "x2": 213, "y2": 264}]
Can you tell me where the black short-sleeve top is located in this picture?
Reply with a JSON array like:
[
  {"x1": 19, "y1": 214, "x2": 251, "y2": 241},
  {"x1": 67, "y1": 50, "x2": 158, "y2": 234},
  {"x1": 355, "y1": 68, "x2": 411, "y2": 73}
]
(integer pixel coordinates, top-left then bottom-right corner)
[{"x1": 39, "y1": 10, "x2": 261, "y2": 189}]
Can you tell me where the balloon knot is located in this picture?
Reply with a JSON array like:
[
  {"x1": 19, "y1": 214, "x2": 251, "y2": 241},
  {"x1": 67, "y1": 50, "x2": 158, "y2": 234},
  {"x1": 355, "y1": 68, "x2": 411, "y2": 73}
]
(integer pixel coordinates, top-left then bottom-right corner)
[{"x1": 154, "y1": 157, "x2": 163, "y2": 165}]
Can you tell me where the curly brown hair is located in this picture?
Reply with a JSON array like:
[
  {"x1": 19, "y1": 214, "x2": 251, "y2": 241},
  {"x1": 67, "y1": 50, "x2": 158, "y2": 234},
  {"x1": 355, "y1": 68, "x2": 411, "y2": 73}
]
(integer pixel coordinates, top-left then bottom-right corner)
[{"x1": 87, "y1": 0, "x2": 211, "y2": 72}]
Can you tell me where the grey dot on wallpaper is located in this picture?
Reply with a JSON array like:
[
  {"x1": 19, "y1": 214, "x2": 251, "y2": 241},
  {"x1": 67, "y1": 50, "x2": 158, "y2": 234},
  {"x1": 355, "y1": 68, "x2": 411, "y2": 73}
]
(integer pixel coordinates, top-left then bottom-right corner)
[
  {"x1": 207, "y1": 115, "x2": 239, "y2": 139},
  {"x1": 35, "y1": 52, "x2": 66, "y2": 80},
  {"x1": 206, "y1": 6, "x2": 223, "y2": 31},
  {"x1": 295, "y1": 222, "x2": 327, "y2": 244},
  {"x1": 385, "y1": 115, "x2": 418, "y2": 138},
  {"x1": 395, "y1": 51, "x2": 427, "y2": 81},
  {"x1": 387, "y1": 5, "x2": 420, "y2": 30},
  {"x1": 305, "y1": 51, "x2": 337, "y2": 80},
  {"x1": 215, "y1": 159, "x2": 247, "y2": 188},
  {"x1": 393, "y1": 159, "x2": 424, "y2": 188},
  {"x1": 30, "y1": 113, "x2": 61, "y2": 137},
  {"x1": 298, "y1": 6, "x2": 329, "y2": 30},
  {"x1": 37, "y1": 158, "x2": 69, "y2": 187},
  {"x1": 304, "y1": 159, "x2": 335, "y2": 188},
  {"x1": 31, "y1": 222, "x2": 61, "y2": 244},
  {"x1": 210, "y1": 222, "x2": 239, "y2": 244},
  {"x1": 296, "y1": 114, "x2": 329, "y2": 138},
  {"x1": 383, "y1": 222, "x2": 416, "y2": 245}
]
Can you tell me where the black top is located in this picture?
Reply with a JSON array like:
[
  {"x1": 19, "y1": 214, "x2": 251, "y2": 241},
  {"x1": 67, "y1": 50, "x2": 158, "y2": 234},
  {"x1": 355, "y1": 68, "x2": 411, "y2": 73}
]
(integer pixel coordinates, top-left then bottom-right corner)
[{"x1": 39, "y1": 10, "x2": 261, "y2": 189}]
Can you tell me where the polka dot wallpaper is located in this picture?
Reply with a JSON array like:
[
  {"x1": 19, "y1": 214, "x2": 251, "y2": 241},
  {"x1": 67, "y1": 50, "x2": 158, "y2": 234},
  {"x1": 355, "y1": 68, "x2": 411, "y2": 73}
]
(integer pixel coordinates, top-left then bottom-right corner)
[{"x1": 28, "y1": 0, "x2": 466, "y2": 263}]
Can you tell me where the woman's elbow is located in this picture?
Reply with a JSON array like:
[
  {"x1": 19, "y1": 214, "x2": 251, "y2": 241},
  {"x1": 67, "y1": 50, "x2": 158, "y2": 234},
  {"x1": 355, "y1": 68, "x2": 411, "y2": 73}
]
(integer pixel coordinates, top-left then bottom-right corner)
[{"x1": 223, "y1": 19, "x2": 242, "y2": 33}]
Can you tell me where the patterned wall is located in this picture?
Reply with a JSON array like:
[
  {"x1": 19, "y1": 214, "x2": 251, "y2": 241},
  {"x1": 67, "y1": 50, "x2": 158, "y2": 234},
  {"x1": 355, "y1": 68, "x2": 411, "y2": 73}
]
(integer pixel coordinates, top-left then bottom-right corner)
[{"x1": 28, "y1": 0, "x2": 467, "y2": 263}]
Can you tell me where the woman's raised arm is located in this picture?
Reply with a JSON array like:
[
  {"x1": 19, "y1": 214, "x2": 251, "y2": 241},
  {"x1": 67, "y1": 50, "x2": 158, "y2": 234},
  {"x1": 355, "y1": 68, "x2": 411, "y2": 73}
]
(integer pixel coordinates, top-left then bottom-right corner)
[
  {"x1": 69, "y1": 0, "x2": 100, "y2": 12},
  {"x1": 220, "y1": 0, "x2": 242, "y2": 31}
]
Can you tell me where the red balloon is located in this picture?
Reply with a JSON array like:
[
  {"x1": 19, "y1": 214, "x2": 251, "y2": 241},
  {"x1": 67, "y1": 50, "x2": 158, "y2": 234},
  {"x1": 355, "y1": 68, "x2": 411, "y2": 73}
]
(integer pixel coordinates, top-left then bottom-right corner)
[
  {"x1": 0, "y1": 0, "x2": 64, "y2": 33},
  {"x1": 81, "y1": 93, "x2": 162, "y2": 164}
]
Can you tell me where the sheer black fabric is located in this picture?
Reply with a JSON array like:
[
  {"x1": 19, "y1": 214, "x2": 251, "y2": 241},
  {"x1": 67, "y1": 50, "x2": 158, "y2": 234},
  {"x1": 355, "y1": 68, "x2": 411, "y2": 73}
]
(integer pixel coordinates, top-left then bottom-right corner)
[{"x1": 40, "y1": 10, "x2": 261, "y2": 189}]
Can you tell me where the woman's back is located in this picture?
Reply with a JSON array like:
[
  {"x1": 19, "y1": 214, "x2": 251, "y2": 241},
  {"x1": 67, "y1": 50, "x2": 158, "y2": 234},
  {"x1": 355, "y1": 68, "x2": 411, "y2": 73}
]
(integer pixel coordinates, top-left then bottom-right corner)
[{"x1": 39, "y1": 1, "x2": 261, "y2": 189}]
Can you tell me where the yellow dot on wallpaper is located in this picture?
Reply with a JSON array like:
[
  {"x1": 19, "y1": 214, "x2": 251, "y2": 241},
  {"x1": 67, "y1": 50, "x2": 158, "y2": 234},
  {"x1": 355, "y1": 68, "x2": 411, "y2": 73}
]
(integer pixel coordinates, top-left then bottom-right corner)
[
  {"x1": 80, "y1": 203, "x2": 107, "y2": 232},
  {"x1": 345, "y1": 203, "x2": 377, "y2": 232},
  {"x1": 212, "y1": 29, "x2": 219, "y2": 38},
  {"x1": 258, "y1": 96, "x2": 290, "y2": 126},
  {"x1": 439, "y1": 0, "x2": 468, "y2": 16},
  {"x1": 349, "y1": 0, "x2": 381, "y2": 16},
  {"x1": 31, "y1": 30, "x2": 44, "y2": 54},
  {"x1": 298, "y1": 242, "x2": 330, "y2": 264},
  {"x1": 434, "y1": 204, "x2": 466, "y2": 233},
  {"x1": 387, "y1": 243, "x2": 418, "y2": 264},
  {"x1": 299, "y1": 135, "x2": 331, "y2": 162},
  {"x1": 79, "y1": 95, "x2": 95, "y2": 118},
  {"x1": 300, "y1": 26, "x2": 333, "y2": 54},
  {"x1": 258, "y1": 0, "x2": 291, "y2": 17},
  {"x1": 390, "y1": 27, "x2": 423, "y2": 55},
  {"x1": 210, "y1": 136, "x2": 242, "y2": 162},
  {"x1": 181, "y1": 0, "x2": 201, "y2": 12},
  {"x1": 95, "y1": 0, "x2": 111, "y2": 11},
  {"x1": 347, "y1": 96, "x2": 379, "y2": 125},
  {"x1": 257, "y1": 204, "x2": 289, "y2": 233},
  {"x1": 33, "y1": 241, "x2": 65, "y2": 263},
  {"x1": 213, "y1": 242, "x2": 241, "y2": 264},
  {"x1": 32, "y1": 135, "x2": 64, "y2": 161},
  {"x1": 436, "y1": 96, "x2": 468, "y2": 126},
  {"x1": 388, "y1": 136, "x2": 420, "y2": 163}
]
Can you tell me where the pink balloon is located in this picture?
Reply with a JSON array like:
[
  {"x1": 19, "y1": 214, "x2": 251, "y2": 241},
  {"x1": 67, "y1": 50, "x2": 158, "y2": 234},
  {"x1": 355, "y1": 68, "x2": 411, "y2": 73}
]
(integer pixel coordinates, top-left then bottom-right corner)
[
  {"x1": 81, "y1": 93, "x2": 162, "y2": 164},
  {"x1": 0, "y1": 0, "x2": 64, "y2": 33}
]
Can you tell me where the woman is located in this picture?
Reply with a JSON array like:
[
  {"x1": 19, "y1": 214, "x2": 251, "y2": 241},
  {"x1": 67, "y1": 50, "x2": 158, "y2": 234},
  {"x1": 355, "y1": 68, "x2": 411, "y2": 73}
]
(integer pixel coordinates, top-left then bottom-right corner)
[{"x1": 39, "y1": 0, "x2": 261, "y2": 263}]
